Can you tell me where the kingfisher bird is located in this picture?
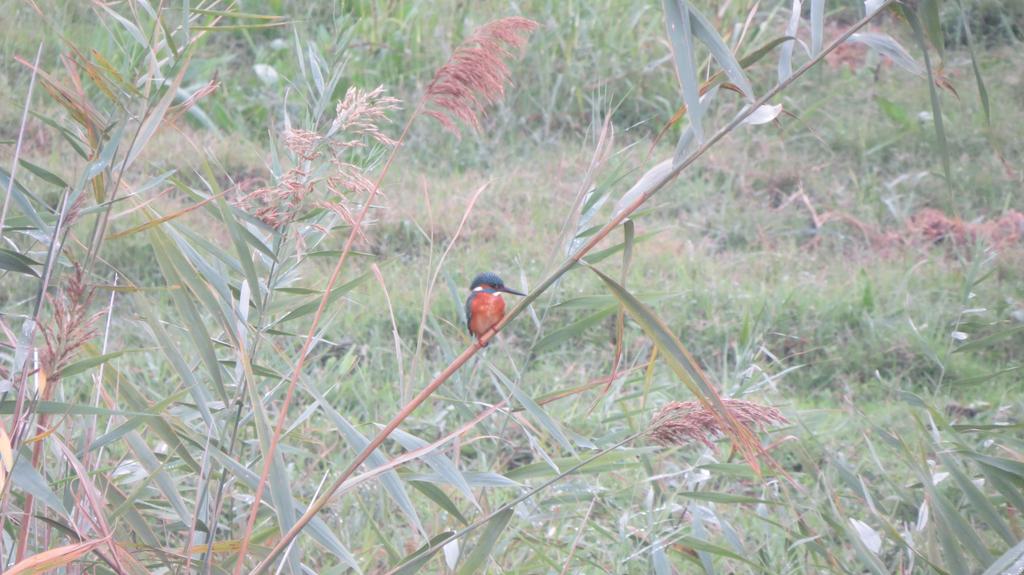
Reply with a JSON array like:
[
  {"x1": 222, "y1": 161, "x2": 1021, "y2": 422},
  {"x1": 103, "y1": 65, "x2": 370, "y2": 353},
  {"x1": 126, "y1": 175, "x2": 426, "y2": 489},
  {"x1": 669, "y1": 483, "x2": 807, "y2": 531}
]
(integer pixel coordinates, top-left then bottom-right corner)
[{"x1": 465, "y1": 272, "x2": 525, "y2": 345}]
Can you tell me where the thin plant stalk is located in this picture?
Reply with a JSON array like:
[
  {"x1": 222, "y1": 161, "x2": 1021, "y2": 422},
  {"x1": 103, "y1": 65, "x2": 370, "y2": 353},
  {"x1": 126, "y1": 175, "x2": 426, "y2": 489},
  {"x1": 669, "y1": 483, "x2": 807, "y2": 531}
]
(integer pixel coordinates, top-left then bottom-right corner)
[
  {"x1": 251, "y1": 4, "x2": 895, "y2": 570},
  {"x1": 0, "y1": 42, "x2": 42, "y2": 243}
]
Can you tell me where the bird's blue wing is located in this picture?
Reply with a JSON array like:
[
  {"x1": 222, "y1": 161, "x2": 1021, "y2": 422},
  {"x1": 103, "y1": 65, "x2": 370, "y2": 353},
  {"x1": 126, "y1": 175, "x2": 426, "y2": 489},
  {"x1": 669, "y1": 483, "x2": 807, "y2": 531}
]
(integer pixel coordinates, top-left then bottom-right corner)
[{"x1": 464, "y1": 292, "x2": 476, "y2": 333}]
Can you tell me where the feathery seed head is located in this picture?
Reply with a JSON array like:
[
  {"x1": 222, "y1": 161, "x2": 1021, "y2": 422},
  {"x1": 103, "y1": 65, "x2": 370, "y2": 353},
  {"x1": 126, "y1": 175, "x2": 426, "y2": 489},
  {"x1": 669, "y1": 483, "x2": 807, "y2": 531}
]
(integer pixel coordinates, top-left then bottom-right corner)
[
  {"x1": 425, "y1": 17, "x2": 539, "y2": 136},
  {"x1": 646, "y1": 399, "x2": 787, "y2": 448}
]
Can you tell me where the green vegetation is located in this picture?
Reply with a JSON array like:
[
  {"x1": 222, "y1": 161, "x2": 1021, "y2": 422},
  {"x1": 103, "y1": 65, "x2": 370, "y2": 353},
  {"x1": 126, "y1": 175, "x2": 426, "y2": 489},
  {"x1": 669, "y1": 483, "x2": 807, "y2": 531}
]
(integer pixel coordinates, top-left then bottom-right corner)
[{"x1": 0, "y1": 0, "x2": 1021, "y2": 573}]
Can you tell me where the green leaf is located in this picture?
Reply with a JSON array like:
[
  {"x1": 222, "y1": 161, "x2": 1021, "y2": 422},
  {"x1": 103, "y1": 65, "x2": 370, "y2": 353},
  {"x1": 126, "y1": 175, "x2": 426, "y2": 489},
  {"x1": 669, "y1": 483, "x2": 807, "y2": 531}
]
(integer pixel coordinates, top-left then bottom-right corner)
[
  {"x1": 967, "y1": 454, "x2": 1024, "y2": 479},
  {"x1": 456, "y1": 508, "x2": 514, "y2": 575},
  {"x1": 676, "y1": 491, "x2": 775, "y2": 505},
  {"x1": 273, "y1": 272, "x2": 370, "y2": 325},
  {"x1": 12, "y1": 455, "x2": 69, "y2": 516},
  {"x1": 0, "y1": 400, "x2": 145, "y2": 417},
  {"x1": 19, "y1": 158, "x2": 67, "y2": 188},
  {"x1": 587, "y1": 265, "x2": 760, "y2": 466},
  {"x1": 138, "y1": 296, "x2": 217, "y2": 429},
  {"x1": 953, "y1": 325, "x2": 1024, "y2": 353},
  {"x1": 901, "y1": 6, "x2": 952, "y2": 191},
  {"x1": 303, "y1": 382, "x2": 426, "y2": 537},
  {"x1": 778, "y1": 0, "x2": 802, "y2": 82},
  {"x1": 954, "y1": 0, "x2": 989, "y2": 123},
  {"x1": 504, "y1": 448, "x2": 650, "y2": 481},
  {"x1": 939, "y1": 453, "x2": 1015, "y2": 545},
  {"x1": 0, "y1": 247, "x2": 41, "y2": 277},
  {"x1": 673, "y1": 535, "x2": 759, "y2": 568},
  {"x1": 663, "y1": 0, "x2": 706, "y2": 142},
  {"x1": 392, "y1": 531, "x2": 458, "y2": 575},
  {"x1": 489, "y1": 364, "x2": 575, "y2": 453},
  {"x1": 810, "y1": 0, "x2": 825, "y2": 54},
  {"x1": 60, "y1": 350, "x2": 128, "y2": 379},
  {"x1": 0, "y1": 166, "x2": 48, "y2": 231},
  {"x1": 982, "y1": 539, "x2": 1024, "y2": 575},
  {"x1": 390, "y1": 428, "x2": 478, "y2": 509},
  {"x1": 919, "y1": 0, "x2": 944, "y2": 59},
  {"x1": 408, "y1": 481, "x2": 469, "y2": 525},
  {"x1": 148, "y1": 226, "x2": 230, "y2": 402},
  {"x1": 680, "y1": 0, "x2": 753, "y2": 98},
  {"x1": 846, "y1": 33, "x2": 923, "y2": 76},
  {"x1": 532, "y1": 305, "x2": 616, "y2": 354}
]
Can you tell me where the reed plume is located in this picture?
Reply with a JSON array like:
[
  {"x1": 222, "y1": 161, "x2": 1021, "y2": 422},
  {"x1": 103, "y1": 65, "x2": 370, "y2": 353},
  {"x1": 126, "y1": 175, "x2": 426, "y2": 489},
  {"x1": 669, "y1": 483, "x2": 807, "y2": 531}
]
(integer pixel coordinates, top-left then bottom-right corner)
[
  {"x1": 647, "y1": 399, "x2": 788, "y2": 448},
  {"x1": 424, "y1": 17, "x2": 539, "y2": 135},
  {"x1": 233, "y1": 86, "x2": 400, "y2": 228},
  {"x1": 39, "y1": 265, "x2": 101, "y2": 390}
]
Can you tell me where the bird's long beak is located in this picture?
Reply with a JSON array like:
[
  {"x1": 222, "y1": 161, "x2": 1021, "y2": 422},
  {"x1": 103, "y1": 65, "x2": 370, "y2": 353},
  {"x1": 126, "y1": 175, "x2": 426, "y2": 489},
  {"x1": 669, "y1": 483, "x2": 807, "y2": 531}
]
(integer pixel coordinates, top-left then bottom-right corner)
[{"x1": 498, "y1": 286, "x2": 526, "y2": 296}]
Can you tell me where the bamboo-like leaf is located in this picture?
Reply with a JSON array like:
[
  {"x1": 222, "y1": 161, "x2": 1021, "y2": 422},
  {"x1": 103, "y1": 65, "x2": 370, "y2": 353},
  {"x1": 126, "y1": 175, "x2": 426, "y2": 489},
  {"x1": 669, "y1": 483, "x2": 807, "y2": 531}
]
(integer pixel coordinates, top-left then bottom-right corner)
[
  {"x1": 124, "y1": 53, "x2": 193, "y2": 170},
  {"x1": 18, "y1": 158, "x2": 67, "y2": 188},
  {"x1": 982, "y1": 539, "x2": 1024, "y2": 575},
  {"x1": 966, "y1": 453, "x2": 1024, "y2": 479},
  {"x1": 810, "y1": 0, "x2": 825, "y2": 54},
  {"x1": 677, "y1": 491, "x2": 775, "y2": 505},
  {"x1": 203, "y1": 445, "x2": 360, "y2": 571},
  {"x1": 94, "y1": 357, "x2": 200, "y2": 472},
  {"x1": 532, "y1": 305, "x2": 616, "y2": 354},
  {"x1": 938, "y1": 453, "x2": 1015, "y2": 545},
  {"x1": 663, "y1": 0, "x2": 705, "y2": 142},
  {"x1": 587, "y1": 266, "x2": 763, "y2": 471},
  {"x1": 846, "y1": 33, "x2": 923, "y2": 76},
  {"x1": 0, "y1": 167, "x2": 47, "y2": 231},
  {"x1": 408, "y1": 480, "x2": 469, "y2": 525},
  {"x1": 504, "y1": 449, "x2": 649, "y2": 481},
  {"x1": 952, "y1": 325, "x2": 1024, "y2": 353},
  {"x1": 12, "y1": 456, "x2": 68, "y2": 516},
  {"x1": 488, "y1": 365, "x2": 575, "y2": 453},
  {"x1": 680, "y1": 0, "x2": 754, "y2": 98},
  {"x1": 148, "y1": 227, "x2": 231, "y2": 401},
  {"x1": 954, "y1": 0, "x2": 989, "y2": 123},
  {"x1": 778, "y1": 0, "x2": 803, "y2": 82},
  {"x1": 88, "y1": 390, "x2": 186, "y2": 453},
  {"x1": 304, "y1": 383, "x2": 426, "y2": 537},
  {"x1": 393, "y1": 532, "x2": 458, "y2": 575},
  {"x1": 273, "y1": 272, "x2": 370, "y2": 325},
  {"x1": 122, "y1": 430, "x2": 194, "y2": 527},
  {"x1": 901, "y1": 7, "x2": 952, "y2": 189},
  {"x1": 840, "y1": 517, "x2": 889, "y2": 575},
  {"x1": 0, "y1": 401, "x2": 144, "y2": 417},
  {"x1": 0, "y1": 247, "x2": 41, "y2": 277},
  {"x1": 919, "y1": 0, "x2": 944, "y2": 58},
  {"x1": 389, "y1": 428, "x2": 479, "y2": 509},
  {"x1": 672, "y1": 536, "x2": 758, "y2": 568},
  {"x1": 612, "y1": 158, "x2": 673, "y2": 220},
  {"x1": 59, "y1": 350, "x2": 128, "y2": 378},
  {"x1": 7, "y1": 538, "x2": 108, "y2": 575},
  {"x1": 138, "y1": 298, "x2": 216, "y2": 429},
  {"x1": 455, "y1": 507, "x2": 514, "y2": 575}
]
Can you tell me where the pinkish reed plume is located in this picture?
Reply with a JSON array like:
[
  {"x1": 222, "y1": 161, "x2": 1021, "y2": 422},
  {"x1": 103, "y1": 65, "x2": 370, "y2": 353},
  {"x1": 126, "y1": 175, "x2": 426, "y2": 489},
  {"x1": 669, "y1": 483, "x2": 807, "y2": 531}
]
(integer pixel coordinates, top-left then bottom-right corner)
[
  {"x1": 234, "y1": 86, "x2": 400, "y2": 228},
  {"x1": 39, "y1": 265, "x2": 102, "y2": 389},
  {"x1": 330, "y1": 86, "x2": 401, "y2": 148},
  {"x1": 425, "y1": 17, "x2": 539, "y2": 136},
  {"x1": 647, "y1": 399, "x2": 788, "y2": 448}
]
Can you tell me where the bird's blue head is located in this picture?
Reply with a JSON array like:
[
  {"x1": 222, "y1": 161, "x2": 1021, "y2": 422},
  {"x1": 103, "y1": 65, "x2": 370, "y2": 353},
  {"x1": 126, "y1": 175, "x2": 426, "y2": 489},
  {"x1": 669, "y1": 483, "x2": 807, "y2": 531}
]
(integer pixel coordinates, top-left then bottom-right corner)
[{"x1": 469, "y1": 272, "x2": 525, "y2": 296}]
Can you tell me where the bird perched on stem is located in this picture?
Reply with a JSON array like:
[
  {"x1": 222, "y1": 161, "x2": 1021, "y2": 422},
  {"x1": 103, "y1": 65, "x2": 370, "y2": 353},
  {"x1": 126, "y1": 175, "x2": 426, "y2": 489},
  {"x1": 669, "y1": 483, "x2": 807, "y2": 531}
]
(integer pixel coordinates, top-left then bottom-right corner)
[{"x1": 465, "y1": 272, "x2": 525, "y2": 345}]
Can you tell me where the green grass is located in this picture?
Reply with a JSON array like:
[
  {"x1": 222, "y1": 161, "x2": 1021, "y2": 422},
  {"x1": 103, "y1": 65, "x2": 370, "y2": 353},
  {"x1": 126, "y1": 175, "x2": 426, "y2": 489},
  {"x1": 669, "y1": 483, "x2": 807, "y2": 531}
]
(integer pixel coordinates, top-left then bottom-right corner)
[{"x1": 0, "y1": 0, "x2": 1022, "y2": 573}]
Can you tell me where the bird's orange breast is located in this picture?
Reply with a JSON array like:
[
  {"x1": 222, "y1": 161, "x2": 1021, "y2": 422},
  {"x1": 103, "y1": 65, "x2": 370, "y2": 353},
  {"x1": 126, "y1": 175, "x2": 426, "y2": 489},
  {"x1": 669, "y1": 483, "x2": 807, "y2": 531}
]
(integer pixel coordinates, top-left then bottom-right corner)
[{"x1": 468, "y1": 292, "x2": 506, "y2": 337}]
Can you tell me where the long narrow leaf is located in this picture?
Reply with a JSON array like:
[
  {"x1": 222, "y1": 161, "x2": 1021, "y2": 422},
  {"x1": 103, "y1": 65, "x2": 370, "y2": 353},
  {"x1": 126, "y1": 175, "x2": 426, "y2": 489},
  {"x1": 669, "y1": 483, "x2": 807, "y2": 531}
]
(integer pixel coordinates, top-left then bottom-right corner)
[
  {"x1": 587, "y1": 266, "x2": 764, "y2": 472},
  {"x1": 455, "y1": 508, "x2": 514, "y2": 575}
]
